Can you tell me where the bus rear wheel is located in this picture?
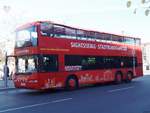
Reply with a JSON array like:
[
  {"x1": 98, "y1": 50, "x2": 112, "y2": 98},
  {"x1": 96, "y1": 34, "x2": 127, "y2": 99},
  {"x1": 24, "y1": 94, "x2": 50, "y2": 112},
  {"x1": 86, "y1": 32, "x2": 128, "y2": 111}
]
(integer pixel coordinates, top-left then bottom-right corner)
[
  {"x1": 114, "y1": 72, "x2": 122, "y2": 84},
  {"x1": 65, "y1": 76, "x2": 79, "y2": 90}
]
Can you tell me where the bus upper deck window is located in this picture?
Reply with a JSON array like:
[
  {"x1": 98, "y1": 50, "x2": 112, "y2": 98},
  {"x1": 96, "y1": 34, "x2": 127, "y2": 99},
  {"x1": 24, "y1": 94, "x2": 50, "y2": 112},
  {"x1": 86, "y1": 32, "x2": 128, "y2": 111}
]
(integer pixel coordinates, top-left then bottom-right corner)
[{"x1": 40, "y1": 22, "x2": 54, "y2": 37}]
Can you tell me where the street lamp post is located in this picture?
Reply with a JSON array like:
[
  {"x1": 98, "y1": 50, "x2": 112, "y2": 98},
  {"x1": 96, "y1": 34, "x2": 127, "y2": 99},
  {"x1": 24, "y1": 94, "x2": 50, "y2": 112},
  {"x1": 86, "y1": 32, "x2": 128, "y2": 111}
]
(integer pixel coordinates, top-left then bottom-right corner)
[
  {"x1": 2, "y1": 5, "x2": 11, "y2": 88},
  {"x1": 3, "y1": 52, "x2": 8, "y2": 88}
]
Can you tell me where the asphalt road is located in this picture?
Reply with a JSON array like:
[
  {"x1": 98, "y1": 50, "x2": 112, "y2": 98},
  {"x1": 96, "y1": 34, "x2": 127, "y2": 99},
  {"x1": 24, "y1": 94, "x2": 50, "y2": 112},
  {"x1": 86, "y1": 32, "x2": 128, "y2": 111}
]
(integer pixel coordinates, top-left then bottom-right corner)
[{"x1": 0, "y1": 75, "x2": 150, "y2": 113}]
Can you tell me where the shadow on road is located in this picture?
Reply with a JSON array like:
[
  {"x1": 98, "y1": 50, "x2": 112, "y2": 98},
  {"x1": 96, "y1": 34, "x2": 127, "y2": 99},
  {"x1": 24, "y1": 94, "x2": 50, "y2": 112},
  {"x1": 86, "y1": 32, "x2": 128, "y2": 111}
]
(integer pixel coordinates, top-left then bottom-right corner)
[{"x1": 16, "y1": 78, "x2": 143, "y2": 96}]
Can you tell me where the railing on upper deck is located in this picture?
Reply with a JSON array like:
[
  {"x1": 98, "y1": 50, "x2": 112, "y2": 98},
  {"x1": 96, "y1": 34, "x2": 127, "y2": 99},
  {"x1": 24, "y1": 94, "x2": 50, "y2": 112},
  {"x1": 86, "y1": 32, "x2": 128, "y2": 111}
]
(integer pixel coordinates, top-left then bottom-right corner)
[{"x1": 40, "y1": 22, "x2": 141, "y2": 46}]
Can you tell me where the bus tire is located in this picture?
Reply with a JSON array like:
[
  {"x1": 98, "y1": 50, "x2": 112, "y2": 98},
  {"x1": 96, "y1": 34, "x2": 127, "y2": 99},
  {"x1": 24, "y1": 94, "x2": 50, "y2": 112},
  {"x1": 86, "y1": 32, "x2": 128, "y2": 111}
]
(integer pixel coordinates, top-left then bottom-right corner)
[
  {"x1": 65, "y1": 75, "x2": 79, "y2": 90},
  {"x1": 114, "y1": 72, "x2": 123, "y2": 84},
  {"x1": 125, "y1": 71, "x2": 133, "y2": 83}
]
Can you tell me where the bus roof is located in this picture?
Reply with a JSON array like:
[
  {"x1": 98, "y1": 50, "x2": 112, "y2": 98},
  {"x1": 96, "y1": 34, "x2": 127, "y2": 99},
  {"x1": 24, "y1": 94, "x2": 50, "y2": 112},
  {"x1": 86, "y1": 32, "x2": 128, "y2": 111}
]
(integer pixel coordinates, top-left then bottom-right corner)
[{"x1": 16, "y1": 20, "x2": 141, "y2": 40}]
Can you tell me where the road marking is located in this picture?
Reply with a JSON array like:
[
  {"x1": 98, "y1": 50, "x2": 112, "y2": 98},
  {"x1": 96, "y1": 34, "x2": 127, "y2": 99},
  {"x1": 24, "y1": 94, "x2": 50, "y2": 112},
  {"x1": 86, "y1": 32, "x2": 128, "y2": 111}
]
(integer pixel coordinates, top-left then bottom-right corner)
[
  {"x1": 0, "y1": 98, "x2": 72, "y2": 113},
  {"x1": 108, "y1": 86, "x2": 134, "y2": 93}
]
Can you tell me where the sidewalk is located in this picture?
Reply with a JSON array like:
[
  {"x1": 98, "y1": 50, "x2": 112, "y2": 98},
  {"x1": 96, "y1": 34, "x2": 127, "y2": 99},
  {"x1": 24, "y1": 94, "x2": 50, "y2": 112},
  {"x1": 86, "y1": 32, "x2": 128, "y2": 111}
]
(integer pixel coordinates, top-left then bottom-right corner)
[
  {"x1": 144, "y1": 70, "x2": 150, "y2": 75},
  {"x1": 0, "y1": 79, "x2": 15, "y2": 91}
]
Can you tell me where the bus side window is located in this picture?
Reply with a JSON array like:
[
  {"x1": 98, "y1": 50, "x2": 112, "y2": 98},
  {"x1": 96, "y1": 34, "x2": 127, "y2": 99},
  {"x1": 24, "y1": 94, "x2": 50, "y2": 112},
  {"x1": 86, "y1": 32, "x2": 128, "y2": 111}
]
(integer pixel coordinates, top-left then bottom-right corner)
[
  {"x1": 42, "y1": 55, "x2": 58, "y2": 72},
  {"x1": 135, "y1": 39, "x2": 141, "y2": 45},
  {"x1": 53, "y1": 25, "x2": 65, "y2": 38},
  {"x1": 40, "y1": 23, "x2": 54, "y2": 37},
  {"x1": 65, "y1": 27, "x2": 76, "y2": 39}
]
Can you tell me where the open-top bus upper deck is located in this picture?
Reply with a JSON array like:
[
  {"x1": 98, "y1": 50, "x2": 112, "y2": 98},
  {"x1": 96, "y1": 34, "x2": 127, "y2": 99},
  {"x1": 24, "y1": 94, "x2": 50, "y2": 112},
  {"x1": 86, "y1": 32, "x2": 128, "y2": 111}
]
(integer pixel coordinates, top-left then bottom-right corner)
[{"x1": 15, "y1": 21, "x2": 141, "y2": 48}]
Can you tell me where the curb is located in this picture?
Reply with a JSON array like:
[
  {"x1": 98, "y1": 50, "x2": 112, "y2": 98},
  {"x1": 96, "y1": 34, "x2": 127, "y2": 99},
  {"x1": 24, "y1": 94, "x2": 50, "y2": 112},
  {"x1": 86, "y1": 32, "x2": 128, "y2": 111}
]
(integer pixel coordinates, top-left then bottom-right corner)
[{"x1": 0, "y1": 87, "x2": 16, "y2": 92}]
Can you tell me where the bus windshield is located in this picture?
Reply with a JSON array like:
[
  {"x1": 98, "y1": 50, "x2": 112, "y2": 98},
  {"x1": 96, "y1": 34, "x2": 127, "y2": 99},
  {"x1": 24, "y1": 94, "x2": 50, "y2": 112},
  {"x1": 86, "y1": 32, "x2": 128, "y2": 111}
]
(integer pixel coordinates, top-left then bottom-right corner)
[
  {"x1": 15, "y1": 26, "x2": 37, "y2": 48},
  {"x1": 16, "y1": 55, "x2": 38, "y2": 74}
]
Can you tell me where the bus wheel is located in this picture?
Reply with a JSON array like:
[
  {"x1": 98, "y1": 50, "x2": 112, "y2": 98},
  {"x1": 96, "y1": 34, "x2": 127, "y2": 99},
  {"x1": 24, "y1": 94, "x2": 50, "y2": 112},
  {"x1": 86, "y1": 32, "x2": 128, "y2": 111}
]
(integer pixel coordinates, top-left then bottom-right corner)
[
  {"x1": 65, "y1": 76, "x2": 79, "y2": 90},
  {"x1": 125, "y1": 72, "x2": 133, "y2": 83},
  {"x1": 115, "y1": 72, "x2": 122, "y2": 84}
]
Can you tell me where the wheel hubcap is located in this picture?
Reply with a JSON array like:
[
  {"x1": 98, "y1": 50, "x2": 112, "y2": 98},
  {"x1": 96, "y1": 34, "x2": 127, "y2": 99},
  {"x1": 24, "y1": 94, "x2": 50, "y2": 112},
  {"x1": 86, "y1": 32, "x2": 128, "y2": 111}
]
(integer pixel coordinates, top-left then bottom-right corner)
[
  {"x1": 69, "y1": 79, "x2": 76, "y2": 88},
  {"x1": 128, "y1": 74, "x2": 132, "y2": 80}
]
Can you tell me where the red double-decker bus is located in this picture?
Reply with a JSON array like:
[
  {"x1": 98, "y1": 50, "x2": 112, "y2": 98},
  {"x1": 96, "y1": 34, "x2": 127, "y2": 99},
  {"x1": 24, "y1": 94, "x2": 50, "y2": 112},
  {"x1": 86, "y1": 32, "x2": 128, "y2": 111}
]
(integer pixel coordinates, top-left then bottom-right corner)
[{"x1": 13, "y1": 21, "x2": 143, "y2": 90}]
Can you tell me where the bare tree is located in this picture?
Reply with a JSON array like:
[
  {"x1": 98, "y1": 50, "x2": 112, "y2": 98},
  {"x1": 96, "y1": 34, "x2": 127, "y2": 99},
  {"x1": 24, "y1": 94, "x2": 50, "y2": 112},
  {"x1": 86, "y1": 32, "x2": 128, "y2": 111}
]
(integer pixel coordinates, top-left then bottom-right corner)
[{"x1": 126, "y1": 0, "x2": 150, "y2": 16}]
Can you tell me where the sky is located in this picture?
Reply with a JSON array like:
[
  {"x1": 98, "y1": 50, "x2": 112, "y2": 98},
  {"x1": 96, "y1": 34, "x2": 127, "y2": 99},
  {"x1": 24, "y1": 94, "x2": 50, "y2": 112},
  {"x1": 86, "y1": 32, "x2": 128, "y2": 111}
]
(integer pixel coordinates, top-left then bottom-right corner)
[{"x1": 0, "y1": 0, "x2": 150, "y2": 43}]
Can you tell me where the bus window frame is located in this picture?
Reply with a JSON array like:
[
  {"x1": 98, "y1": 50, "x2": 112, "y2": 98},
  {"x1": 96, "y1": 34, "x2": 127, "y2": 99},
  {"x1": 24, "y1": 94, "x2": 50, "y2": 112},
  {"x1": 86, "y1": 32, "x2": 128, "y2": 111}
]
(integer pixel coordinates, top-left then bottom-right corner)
[{"x1": 38, "y1": 54, "x2": 59, "y2": 72}]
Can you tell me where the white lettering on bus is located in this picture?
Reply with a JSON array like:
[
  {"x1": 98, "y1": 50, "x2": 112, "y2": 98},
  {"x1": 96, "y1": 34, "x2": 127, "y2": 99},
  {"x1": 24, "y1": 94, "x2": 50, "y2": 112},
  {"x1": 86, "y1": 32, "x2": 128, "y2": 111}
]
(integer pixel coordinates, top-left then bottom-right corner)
[
  {"x1": 79, "y1": 74, "x2": 93, "y2": 82},
  {"x1": 71, "y1": 42, "x2": 127, "y2": 51},
  {"x1": 97, "y1": 44, "x2": 127, "y2": 51},
  {"x1": 65, "y1": 66, "x2": 82, "y2": 71},
  {"x1": 71, "y1": 42, "x2": 96, "y2": 49}
]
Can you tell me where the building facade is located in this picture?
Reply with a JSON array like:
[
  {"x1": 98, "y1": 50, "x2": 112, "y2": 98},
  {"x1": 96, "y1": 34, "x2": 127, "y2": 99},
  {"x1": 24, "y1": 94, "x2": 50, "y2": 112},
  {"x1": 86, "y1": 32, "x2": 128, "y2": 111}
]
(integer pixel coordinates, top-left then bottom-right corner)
[{"x1": 142, "y1": 43, "x2": 150, "y2": 75}]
